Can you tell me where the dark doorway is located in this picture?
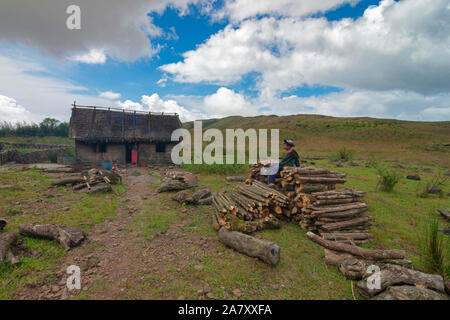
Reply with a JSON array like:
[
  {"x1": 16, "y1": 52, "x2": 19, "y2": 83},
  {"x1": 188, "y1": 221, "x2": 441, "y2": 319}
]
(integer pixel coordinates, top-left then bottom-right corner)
[
  {"x1": 126, "y1": 143, "x2": 132, "y2": 163},
  {"x1": 126, "y1": 143, "x2": 139, "y2": 164}
]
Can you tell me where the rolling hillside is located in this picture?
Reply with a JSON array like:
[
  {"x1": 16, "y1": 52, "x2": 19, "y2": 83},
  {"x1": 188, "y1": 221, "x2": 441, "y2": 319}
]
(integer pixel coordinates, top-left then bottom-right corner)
[{"x1": 184, "y1": 115, "x2": 450, "y2": 168}]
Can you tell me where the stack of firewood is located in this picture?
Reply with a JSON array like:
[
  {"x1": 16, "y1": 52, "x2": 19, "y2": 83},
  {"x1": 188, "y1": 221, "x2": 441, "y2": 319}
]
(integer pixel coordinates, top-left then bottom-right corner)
[
  {"x1": 50, "y1": 168, "x2": 119, "y2": 194},
  {"x1": 248, "y1": 165, "x2": 347, "y2": 221},
  {"x1": 299, "y1": 189, "x2": 372, "y2": 244},
  {"x1": 211, "y1": 182, "x2": 286, "y2": 233}
]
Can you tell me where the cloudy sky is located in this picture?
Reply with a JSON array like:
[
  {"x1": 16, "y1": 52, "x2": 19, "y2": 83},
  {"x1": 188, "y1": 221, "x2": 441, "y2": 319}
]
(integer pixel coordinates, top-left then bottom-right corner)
[{"x1": 0, "y1": 0, "x2": 449, "y2": 123}]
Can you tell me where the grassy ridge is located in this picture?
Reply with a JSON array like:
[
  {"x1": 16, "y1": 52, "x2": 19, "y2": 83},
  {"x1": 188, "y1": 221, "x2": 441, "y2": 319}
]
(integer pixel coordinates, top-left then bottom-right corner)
[{"x1": 184, "y1": 115, "x2": 450, "y2": 167}]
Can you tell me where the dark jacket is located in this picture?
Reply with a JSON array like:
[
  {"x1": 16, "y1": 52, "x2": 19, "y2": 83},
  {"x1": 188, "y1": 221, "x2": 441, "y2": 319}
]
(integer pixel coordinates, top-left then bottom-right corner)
[{"x1": 280, "y1": 149, "x2": 300, "y2": 167}]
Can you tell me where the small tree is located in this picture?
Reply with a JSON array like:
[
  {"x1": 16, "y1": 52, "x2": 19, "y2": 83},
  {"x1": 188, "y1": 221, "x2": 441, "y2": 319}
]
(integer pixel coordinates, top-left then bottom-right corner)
[{"x1": 376, "y1": 165, "x2": 401, "y2": 192}]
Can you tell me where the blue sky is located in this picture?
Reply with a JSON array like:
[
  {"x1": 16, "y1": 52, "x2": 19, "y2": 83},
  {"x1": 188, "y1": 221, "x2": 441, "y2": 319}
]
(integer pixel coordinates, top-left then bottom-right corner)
[{"x1": 0, "y1": 0, "x2": 449, "y2": 122}]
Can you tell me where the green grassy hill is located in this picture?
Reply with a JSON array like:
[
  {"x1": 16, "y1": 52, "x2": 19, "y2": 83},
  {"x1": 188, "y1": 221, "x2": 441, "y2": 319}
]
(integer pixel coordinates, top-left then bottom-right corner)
[{"x1": 184, "y1": 115, "x2": 450, "y2": 168}]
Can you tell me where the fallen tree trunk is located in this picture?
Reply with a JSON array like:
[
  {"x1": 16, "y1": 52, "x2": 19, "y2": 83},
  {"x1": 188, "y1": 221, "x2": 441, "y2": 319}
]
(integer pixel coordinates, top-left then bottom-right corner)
[
  {"x1": 321, "y1": 232, "x2": 372, "y2": 241},
  {"x1": 50, "y1": 176, "x2": 83, "y2": 186},
  {"x1": 19, "y1": 223, "x2": 86, "y2": 251},
  {"x1": 0, "y1": 231, "x2": 18, "y2": 264},
  {"x1": 357, "y1": 263, "x2": 445, "y2": 298},
  {"x1": 218, "y1": 227, "x2": 280, "y2": 265},
  {"x1": 307, "y1": 231, "x2": 405, "y2": 260}
]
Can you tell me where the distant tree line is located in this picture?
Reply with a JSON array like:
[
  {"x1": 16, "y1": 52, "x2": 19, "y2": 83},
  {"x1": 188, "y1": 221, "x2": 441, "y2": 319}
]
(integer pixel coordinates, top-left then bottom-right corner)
[{"x1": 0, "y1": 118, "x2": 69, "y2": 137}]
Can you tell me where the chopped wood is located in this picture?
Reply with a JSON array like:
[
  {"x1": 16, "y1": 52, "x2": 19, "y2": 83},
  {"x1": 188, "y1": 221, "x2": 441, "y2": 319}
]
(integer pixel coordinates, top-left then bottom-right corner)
[{"x1": 50, "y1": 176, "x2": 83, "y2": 186}]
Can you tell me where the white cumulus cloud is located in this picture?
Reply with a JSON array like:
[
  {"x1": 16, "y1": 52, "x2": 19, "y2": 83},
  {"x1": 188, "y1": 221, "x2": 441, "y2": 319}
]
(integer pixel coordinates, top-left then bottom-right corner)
[
  {"x1": 202, "y1": 87, "x2": 256, "y2": 117},
  {"x1": 99, "y1": 91, "x2": 122, "y2": 100},
  {"x1": 0, "y1": 95, "x2": 35, "y2": 123},
  {"x1": 162, "y1": 0, "x2": 450, "y2": 97},
  {"x1": 215, "y1": 0, "x2": 360, "y2": 22},
  {"x1": 71, "y1": 49, "x2": 107, "y2": 64}
]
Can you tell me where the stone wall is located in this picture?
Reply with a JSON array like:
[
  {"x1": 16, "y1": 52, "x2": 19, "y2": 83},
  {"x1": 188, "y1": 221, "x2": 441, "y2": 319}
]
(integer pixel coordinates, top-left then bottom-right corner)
[
  {"x1": 0, "y1": 147, "x2": 73, "y2": 164},
  {"x1": 75, "y1": 141, "x2": 126, "y2": 165},
  {"x1": 74, "y1": 141, "x2": 176, "y2": 165},
  {"x1": 0, "y1": 142, "x2": 71, "y2": 151}
]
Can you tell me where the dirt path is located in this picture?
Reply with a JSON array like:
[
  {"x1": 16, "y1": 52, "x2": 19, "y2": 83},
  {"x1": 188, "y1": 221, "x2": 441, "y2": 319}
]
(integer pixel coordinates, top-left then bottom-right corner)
[{"x1": 16, "y1": 167, "x2": 219, "y2": 300}]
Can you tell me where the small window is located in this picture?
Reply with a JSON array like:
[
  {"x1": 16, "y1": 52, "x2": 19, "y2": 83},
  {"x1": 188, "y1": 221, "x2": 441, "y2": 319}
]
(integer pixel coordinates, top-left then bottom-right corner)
[
  {"x1": 93, "y1": 143, "x2": 107, "y2": 153},
  {"x1": 156, "y1": 142, "x2": 166, "y2": 153}
]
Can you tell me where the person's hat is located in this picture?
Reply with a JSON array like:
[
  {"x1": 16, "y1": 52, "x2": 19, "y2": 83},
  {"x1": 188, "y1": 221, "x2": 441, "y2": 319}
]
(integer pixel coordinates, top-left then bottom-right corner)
[{"x1": 283, "y1": 139, "x2": 295, "y2": 147}]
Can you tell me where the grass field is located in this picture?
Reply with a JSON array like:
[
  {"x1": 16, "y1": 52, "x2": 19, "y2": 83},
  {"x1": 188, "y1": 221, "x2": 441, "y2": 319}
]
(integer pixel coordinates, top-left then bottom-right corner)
[{"x1": 0, "y1": 114, "x2": 449, "y2": 300}]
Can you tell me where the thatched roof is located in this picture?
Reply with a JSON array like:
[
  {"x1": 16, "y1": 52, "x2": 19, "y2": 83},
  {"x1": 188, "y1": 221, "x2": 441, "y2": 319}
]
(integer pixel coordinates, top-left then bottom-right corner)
[{"x1": 69, "y1": 106, "x2": 182, "y2": 143}]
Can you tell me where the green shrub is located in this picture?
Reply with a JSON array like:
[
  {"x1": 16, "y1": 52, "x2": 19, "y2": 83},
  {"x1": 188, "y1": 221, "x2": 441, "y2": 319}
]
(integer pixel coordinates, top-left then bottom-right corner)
[
  {"x1": 420, "y1": 216, "x2": 449, "y2": 278},
  {"x1": 375, "y1": 165, "x2": 401, "y2": 192},
  {"x1": 333, "y1": 146, "x2": 355, "y2": 162}
]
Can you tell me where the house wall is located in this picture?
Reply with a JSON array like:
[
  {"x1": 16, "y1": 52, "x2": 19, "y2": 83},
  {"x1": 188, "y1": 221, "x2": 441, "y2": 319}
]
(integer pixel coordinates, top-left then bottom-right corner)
[
  {"x1": 75, "y1": 141, "x2": 176, "y2": 165},
  {"x1": 139, "y1": 142, "x2": 176, "y2": 165},
  {"x1": 75, "y1": 141, "x2": 126, "y2": 165}
]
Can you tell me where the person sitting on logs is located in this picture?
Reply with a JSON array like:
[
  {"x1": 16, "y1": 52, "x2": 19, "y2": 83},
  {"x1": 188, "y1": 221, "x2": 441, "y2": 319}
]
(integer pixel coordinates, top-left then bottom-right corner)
[
  {"x1": 111, "y1": 161, "x2": 122, "y2": 182},
  {"x1": 268, "y1": 139, "x2": 300, "y2": 187}
]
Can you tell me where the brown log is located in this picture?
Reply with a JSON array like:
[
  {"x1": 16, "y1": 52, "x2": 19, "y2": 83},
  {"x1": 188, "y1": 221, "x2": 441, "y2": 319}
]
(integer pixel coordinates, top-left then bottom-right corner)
[
  {"x1": 356, "y1": 263, "x2": 445, "y2": 298},
  {"x1": 198, "y1": 196, "x2": 213, "y2": 205},
  {"x1": 19, "y1": 223, "x2": 86, "y2": 251},
  {"x1": 307, "y1": 231, "x2": 405, "y2": 260},
  {"x1": 311, "y1": 202, "x2": 367, "y2": 215},
  {"x1": 50, "y1": 176, "x2": 83, "y2": 186},
  {"x1": 319, "y1": 215, "x2": 372, "y2": 231},
  {"x1": 297, "y1": 177, "x2": 347, "y2": 184},
  {"x1": 0, "y1": 231, "x2": 18, "y2": 264},
  {"x1": 218, "y1": 227, "x2": 280, "y2": 265},
  {"x1": 321, "y1": 232, "x2": 372, "y2": 241},
  {"x1": 316, "y1": 207, "x2": 368, "y2": 219},
  {"x1": 78, "y1": 182, "x2": 112, "y2": 194}
]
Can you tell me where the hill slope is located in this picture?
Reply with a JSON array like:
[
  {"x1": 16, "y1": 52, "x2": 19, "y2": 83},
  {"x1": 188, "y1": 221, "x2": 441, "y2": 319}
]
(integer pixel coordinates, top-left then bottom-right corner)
[{"x1": 184, "y1": 114, "x2": 450, "y2": 167}]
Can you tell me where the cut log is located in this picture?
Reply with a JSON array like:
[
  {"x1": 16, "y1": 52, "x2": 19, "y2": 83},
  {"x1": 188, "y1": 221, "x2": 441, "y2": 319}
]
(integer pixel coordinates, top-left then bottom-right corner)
[
  {"x1": 218, "y1": 227, "x2": 280, "y2": 265},
  {"x1": 356, "y1": 263, "x2": 445, "y2": 298},
  {"x1": 186, "y1": 188, "x2": 211, "y2": 204},
  {"x1": 316, "y1": 207, "x2": 368, "y2": 219},
  {"x1": 0, "y1": 219, "x2": 6, "y2": 231},
  {"x1": 78, "y1": 182, "x2": 112, "y2": 194},
  {"x1": 19, "y1": 223, "x2": 86, "y2": 251},
  {"x1": 198, "y1": 196, "x2": 213, "y2": 205},
  {"x1": 311, "y1": 202, "x2": 367, "y2": 215},
  {"x1": 339, "y1": 258, "x2": 367, "y2": 280},
  {"x1": 157, "y1": 177, "x2": 190, "y2": 193},
  {"x1": 50, "y1": 176, "x2": 83, "y2": 186},
  {"x1": 171, "y1": 191, "x2": 190, "y2": 204},
  {"x1": 372, "y1": 285, "x2": 448, "y2": 300},
  {"x1": 226, "y1": 176, "x2": 246, "y2": 182},
  {"x1": 0, "y1": 231, "x2": 18, "y2": 264},
  {"x1": 319, "y1": 215, "x2": 372, "y2": 232},
  {"x1": 307, "y1": 231, "x2": 405, "y2": 260},
  {"x1": 321, "y1": 232, "x2": 372, "y2": 241},
  {"x1": 324, "y1": 249, "x2": 356, "y2": 265}
]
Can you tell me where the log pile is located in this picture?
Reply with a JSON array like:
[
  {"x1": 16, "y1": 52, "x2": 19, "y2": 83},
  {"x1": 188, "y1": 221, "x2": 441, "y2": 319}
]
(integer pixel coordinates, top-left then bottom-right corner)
[
  {"x1": 157, "y1": 171, "x2": 198, "y2": 193},
  {"x1": 50, "y1": 168, "x2": 119, "y2": 194},
  {"x1": 211, "y1": 183, "x2": 284, "y2": 233},
  {"x1": 248, "y1": 165, "x2": 347, "y2": 222},
  {"x1": 299, "y1": 189, "x2": 372, "y2": 243}
]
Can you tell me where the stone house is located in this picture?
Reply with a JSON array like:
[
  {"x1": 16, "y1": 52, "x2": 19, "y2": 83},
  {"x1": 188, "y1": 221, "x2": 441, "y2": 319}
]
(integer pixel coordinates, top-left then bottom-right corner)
[{"x1": 69, "y1": 105, "x2": 182, "y2": 165}]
